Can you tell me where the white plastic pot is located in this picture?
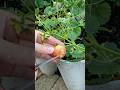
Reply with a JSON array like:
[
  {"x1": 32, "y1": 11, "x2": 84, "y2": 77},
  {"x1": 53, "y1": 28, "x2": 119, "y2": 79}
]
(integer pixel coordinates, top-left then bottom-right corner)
[
  {"x1": 57, "y1": 60, "x2": 85, "y2": 90},
  {"x1": 36, "y1": 58, "x2": 57, "y2": 75}
]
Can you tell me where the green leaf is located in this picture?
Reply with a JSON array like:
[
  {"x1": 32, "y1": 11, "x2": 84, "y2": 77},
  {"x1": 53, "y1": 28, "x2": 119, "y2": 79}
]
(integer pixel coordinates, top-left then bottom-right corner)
[
  {"x1": 54, "y1": 0, "x2": 64, "y2": 2},
  {"x1": 86, "y1": 2, "x2": 111, "y2": 33},
  {"x1": 68, "y1": 27, "x2": 81, "y2": 40},
  {"x1": 43, "y1": 18, "x2": 59, "y2": 29},
  {"x1": 86, "y1": 15, "x2": 100, "y2": 33},
  {"x1": 35, "y1": 0, "x2": 50, "y2": 8},
  {"x1": 35, "y1": 0, "x2": 42, "y2": 8},
  {"x1": 44, "y1": 6, "x2": 56, "y2": 16},
  {"x1": 87, "y1": 0, "x2": 103, "y2": 4},
  {"x1": 94, "y1": 2, "x2": 111, "y2": 25},
  {"x1": 70, "y1": 1, "x2": 85, "y2": 17}
]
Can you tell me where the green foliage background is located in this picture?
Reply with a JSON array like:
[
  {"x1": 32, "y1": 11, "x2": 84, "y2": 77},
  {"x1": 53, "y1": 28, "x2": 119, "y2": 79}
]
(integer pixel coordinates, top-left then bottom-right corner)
[
  {"x1": 35, "y1": 0, "x2": 120, "y2": 84},
  {"x1": 86, "y1": 0, "x2": 120, "y2": 84},
  {"x1": 1, "y1": 0, "x2": 120, "y2": 85},
  {"x1": 35, "y1": 0, "x2": 85, "y2": 61}
]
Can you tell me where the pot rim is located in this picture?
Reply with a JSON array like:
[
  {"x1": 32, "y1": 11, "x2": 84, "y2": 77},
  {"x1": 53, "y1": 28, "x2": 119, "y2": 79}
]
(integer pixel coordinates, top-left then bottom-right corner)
[{"x1": 58, "y1": 59, "x2": 85, "y2": 64}]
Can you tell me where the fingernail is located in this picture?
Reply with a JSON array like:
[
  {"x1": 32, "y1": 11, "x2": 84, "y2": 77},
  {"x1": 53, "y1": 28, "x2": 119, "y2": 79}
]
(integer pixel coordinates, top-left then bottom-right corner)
[{"x1": 47, "y1": 46, "x2": 54, "y2": 54}]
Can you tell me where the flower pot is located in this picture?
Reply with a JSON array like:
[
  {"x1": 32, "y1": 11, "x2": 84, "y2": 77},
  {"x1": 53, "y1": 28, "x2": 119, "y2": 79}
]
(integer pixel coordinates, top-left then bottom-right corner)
[
  {"x1": 57, "y1": 60, "x2": 85, "y2": 90},
  {"x1": 36, "y1": 58, "x2": 57, "y2": 75}
]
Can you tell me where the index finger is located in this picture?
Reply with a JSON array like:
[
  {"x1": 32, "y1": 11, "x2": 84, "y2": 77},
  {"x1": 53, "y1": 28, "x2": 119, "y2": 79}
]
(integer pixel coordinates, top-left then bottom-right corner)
[{"x1": 35, "y1": 30, "x2": 64, "y2": 46}]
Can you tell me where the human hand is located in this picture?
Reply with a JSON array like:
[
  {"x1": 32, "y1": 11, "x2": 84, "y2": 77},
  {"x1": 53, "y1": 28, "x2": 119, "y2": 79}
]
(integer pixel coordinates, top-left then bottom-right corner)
[
  {"x1": 35, "y1": 30, "x2": 64, "y2": 61},
  {"x1": 0, "y1": 10, "x2": 34, "y2": 78}
]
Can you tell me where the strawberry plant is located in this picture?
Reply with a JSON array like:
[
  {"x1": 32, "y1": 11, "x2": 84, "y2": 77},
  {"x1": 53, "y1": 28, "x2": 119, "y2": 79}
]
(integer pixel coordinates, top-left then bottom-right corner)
[
  {"x1": 86, "y1": 0, "x2": 120, "y2": 84},
  {"x1": 2, "y1": 0, "x2": 120, "y2": 85},
  {"x1": 35, "y1": 0, "x2": 85, "y2": 62},
  {"x1": 0, "y1": 0, "x2": 35, "y2": 42}
]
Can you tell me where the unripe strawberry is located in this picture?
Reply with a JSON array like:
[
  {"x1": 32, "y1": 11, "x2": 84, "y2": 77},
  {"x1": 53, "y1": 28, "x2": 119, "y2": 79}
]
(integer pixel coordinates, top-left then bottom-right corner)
[{"x1": 52, "y1": 45, "x2": 66, "y2": 58}]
